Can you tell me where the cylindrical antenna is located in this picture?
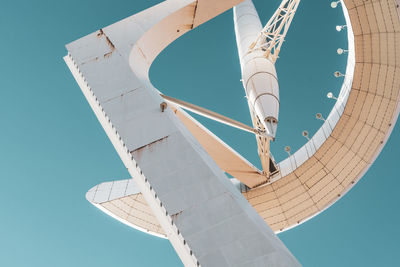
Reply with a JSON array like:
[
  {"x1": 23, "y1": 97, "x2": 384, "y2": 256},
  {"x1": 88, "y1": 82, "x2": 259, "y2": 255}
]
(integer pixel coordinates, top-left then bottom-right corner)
[
  {"x1": 302, "y1": 130, "x2": 310, "y2": 140},
  {"x1": 285, "y1": 146, "x2": 291, "y2": 156},
  {"x1": 337, "y1": 48, "x2": 348, "y2": 55},
  {"x1": 331, "y1": 1, "x2": 341, "y2": 8},
  {"x1": 327, "y1": 92, "x2": 338, "y2": 100},
  {"x1": 334, "y1": 71, "x2": 345, "y2": 78},
  {"x1": 336, "y1": 25, "x2": 347, "y2": 32},
  {"x1": 316, "y1": 113, "x2": 326, "y2": 121}
]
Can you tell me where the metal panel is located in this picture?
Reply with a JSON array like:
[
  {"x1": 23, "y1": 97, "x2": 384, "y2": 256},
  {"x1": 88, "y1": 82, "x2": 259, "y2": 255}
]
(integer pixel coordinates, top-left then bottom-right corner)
[
  {"x1": 65, "y1": 0, "x2": 301, "y2": 266},
  {"x1": 73, "y1": 0, "x2": 400, "y2": 247}
]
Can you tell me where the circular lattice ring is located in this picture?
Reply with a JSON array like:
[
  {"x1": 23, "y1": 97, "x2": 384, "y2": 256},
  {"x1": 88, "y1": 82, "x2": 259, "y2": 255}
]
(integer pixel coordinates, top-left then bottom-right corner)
[
  {"x1": 79, "y1": 0, "x2": 400, "y2": 237},
  {"x1": 242, "y1": 0, "x2": 400, "y2": 232}
]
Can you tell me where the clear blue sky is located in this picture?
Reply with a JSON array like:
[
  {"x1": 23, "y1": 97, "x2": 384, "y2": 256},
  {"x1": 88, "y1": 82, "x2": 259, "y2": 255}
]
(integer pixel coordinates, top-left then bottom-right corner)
[{"x1": 0, "y1": 0, "x2": 399, "y2": 266}]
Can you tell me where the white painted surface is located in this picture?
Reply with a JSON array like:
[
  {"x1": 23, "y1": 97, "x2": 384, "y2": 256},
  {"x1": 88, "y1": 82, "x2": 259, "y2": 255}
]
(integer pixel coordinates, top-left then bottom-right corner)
[
  {"x1": 272, "y1": 0, "x2": 357, "y2": 186},
  {"x1": 234, "y1": 0, "x2": 280, "y2": 137},
  {"x1": 65, "y1": 0, "x2": 301, "y2": 266}
]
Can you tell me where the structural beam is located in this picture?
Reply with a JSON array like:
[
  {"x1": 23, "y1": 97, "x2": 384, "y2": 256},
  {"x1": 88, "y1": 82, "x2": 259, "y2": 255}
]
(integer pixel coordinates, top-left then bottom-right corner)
[
  {"x1": 161, "y1": 94, "x2": 265, "y2": 136},
  {"x1": 65, "y1": 0, "x2": 301, "y2": 266},
  {"x1": 249, "y1": 0, "x2": 301, "y2": 62}
]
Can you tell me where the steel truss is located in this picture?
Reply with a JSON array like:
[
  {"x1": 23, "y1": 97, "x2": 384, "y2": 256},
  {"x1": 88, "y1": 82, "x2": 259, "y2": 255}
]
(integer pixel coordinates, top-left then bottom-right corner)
[{"x1": 249, "y1": 0, "x2": 301, "y2": 63}]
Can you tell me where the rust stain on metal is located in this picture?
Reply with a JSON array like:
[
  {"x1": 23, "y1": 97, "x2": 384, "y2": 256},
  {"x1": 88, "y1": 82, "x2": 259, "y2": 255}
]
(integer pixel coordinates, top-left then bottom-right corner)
[
  {"x1": 131, "y1": 135, "x2": 170, "y2": 158},
  {"x1": 98, "y1": 28, "x2": 115, "y2": 55},
  {"x1": 160, "y1": 102, "x2": 167, "y2": 112},
  {"x1": 191, "y1": 1, "x2": 198, "y2": 29},
  {"x1": 171, "y1": 211, "x2": 183, "y2": 221},
  {"x1": 104, "y1": 52, "x2": 113, "y2": 58},
  {"x1": 105, "y1": 36, "x2": 115, "y2": 50},
  {"x1": 97, "y1": 29, "x2": 104, "y2": 37},
  {"x1": 137, "y1": 46, "x2": 147, "y2": 61}
]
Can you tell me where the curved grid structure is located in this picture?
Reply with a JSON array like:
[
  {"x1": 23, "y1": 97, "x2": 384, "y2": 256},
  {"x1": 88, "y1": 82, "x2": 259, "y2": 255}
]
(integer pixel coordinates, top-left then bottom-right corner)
[
  {"x1": 82, "y1": 0, "x2": 400, "y2": 237},
  {"x1": 244, "y1": 0, "x2": 400, "y2": 232},
  {"x1": 65, "y1": 0, "x2": 399, "y2": 265}
]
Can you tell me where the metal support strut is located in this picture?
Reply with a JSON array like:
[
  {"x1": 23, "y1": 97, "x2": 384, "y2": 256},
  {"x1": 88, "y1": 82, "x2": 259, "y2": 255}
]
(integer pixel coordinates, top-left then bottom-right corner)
[
  {"x1": 161, "y1": 94, "x2": 267, "y2": 137},
  {"x1": 248, "y1": 0, "x2": 301, "y2": 62}
]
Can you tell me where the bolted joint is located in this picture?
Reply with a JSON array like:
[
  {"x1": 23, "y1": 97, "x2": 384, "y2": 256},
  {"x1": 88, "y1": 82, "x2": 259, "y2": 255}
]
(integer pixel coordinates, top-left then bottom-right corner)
[{"x1": 160, "y1": 102, "x2": 167, "y2": 112}]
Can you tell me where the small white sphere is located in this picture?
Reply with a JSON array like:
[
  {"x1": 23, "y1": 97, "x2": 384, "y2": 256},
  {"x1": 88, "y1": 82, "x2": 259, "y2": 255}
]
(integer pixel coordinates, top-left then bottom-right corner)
[
  {"x1": 327, "y1": 92, "x2": 333, "y2": 99},
  {"x1": 331, "y1": 2, "x2": 338, "y2": 8},
  {"x1": 337, "y1": 48, "x2": 344, "y2": 55}
]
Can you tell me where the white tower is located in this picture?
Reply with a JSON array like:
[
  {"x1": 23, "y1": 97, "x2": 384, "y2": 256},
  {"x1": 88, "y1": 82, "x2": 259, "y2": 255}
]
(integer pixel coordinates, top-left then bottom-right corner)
[
  {"x1": 234, "y1": 0, "x2": 300, "y2": 178},
  {"x1": 65, "y1": 0, "x2": 400, "y2": 266},
  {"x1": 64, "y1": 0, "x2": 301, "y2": 266},
  {"x1": 234, "y1": 0, "x2": 280, "y2": 139}
]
